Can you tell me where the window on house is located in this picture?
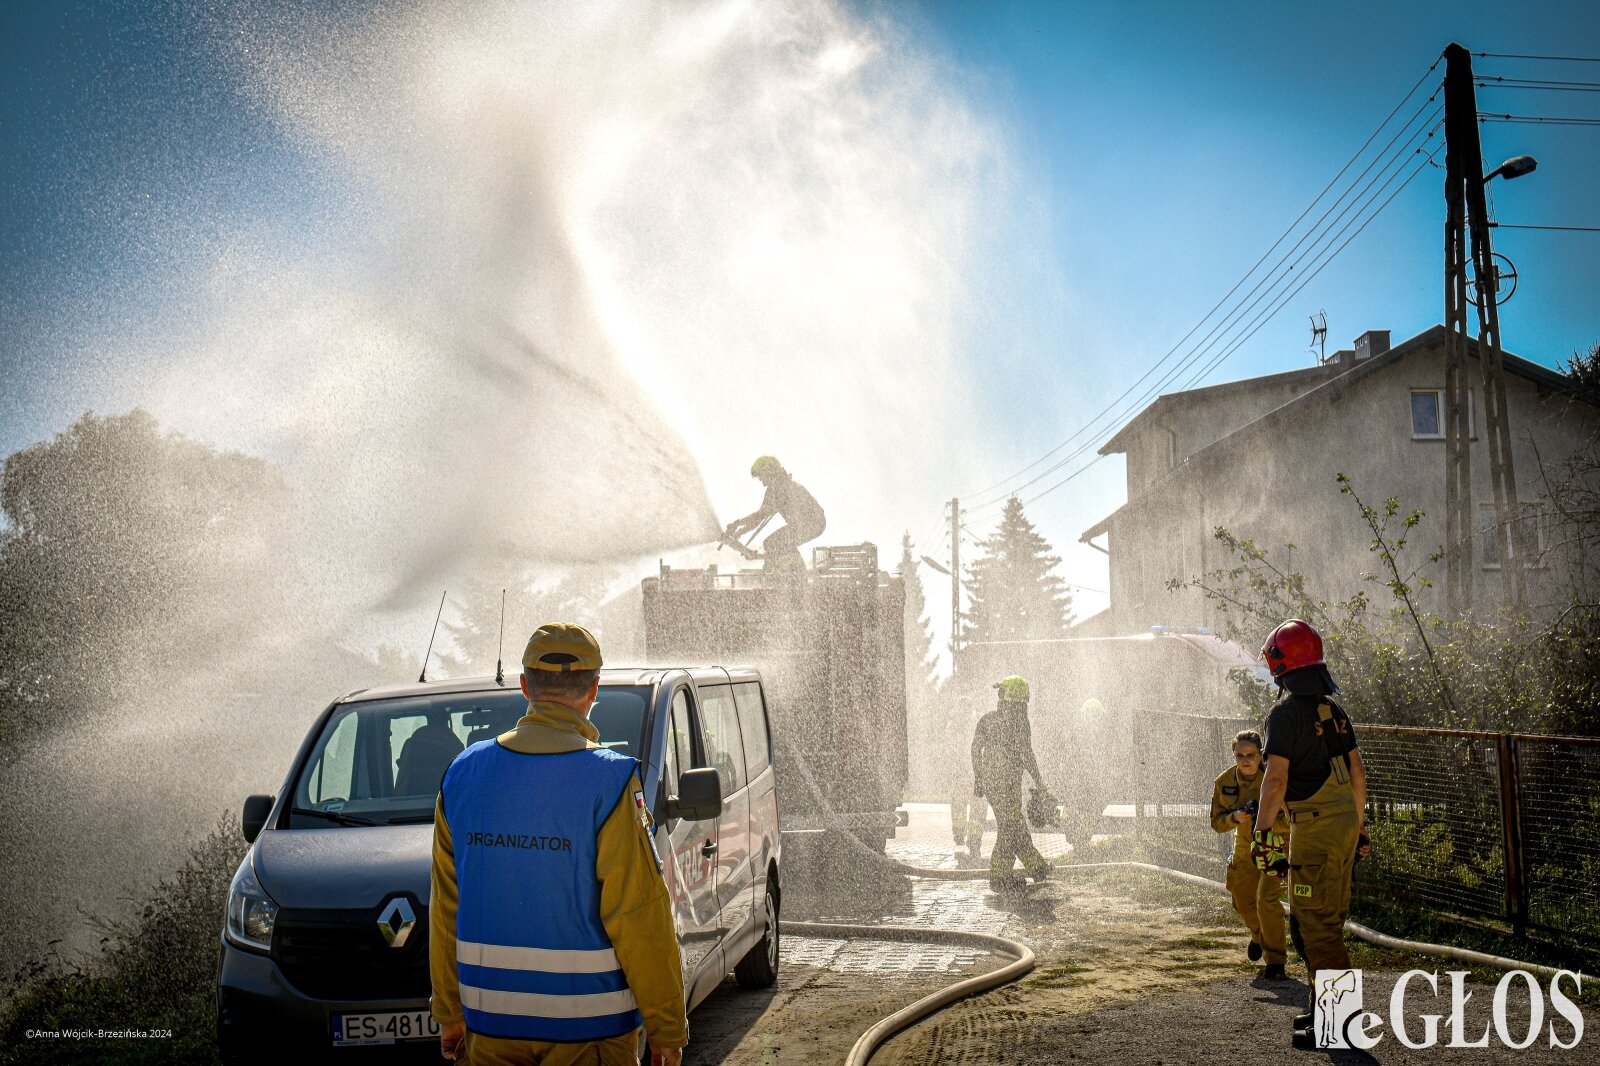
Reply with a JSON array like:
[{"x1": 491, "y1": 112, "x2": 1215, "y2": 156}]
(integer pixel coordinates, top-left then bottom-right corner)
[
  {"x1": 1411, "y1": 390, "x2": 1443, "y2": 438},
  {"x1": 1411, "y1": 388, "x2": 1475, "y2": 440}
]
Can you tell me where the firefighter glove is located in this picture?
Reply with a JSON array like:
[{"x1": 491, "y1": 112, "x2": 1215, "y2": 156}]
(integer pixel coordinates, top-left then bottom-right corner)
[{"x1": 1251, "y1": 829, "x2": 1287, "y2": 876}]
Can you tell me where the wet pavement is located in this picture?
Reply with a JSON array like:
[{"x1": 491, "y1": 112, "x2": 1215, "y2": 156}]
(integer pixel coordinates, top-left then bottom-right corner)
[
  {"x1": 782, "y1": 801, "x2": 1052, "y2": 977},
  {"x1": 689, "y1": 803, "x2": 1600, "y2": 1063},
  {"x1": 886, "y1": 800, "x2": 1079, "y2": 872}
]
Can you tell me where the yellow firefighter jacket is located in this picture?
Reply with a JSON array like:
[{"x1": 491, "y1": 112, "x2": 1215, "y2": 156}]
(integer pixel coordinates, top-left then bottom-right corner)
[
  {"x1": 430, "y1": 700, "x2": 688, "y2": 1050},
  {"x1": 1210, "y1": 764, "x2": 1290, "y2": 859}
]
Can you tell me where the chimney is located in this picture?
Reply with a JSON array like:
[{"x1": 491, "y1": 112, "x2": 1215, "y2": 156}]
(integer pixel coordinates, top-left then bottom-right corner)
[{"x1": 1354, "y1": 329, "x2": 1391, "y2": 361}]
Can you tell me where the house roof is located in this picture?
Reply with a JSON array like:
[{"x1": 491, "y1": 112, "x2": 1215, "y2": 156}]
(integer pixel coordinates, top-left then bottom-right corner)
[
  {"x1": 1099, "y1": 361, "x2": 1344, "y2": 455},
  {"x1": 1080, "y1": 325, "x2": 1591, "y2": 543}
]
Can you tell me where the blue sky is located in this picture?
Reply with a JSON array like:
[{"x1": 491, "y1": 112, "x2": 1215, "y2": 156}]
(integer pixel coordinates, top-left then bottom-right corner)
[
  {"x1": 900, "y1": 0, "x2": 1599, "y2": 631},
  {"x1": 2, "y1": 1, "x2": 1596, "y2": 639}
]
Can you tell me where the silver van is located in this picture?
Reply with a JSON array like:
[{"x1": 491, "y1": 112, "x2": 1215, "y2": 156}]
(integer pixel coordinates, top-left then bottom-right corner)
[{"x1": 216, "y1": 667, "x2": 782, "y2": 1060}]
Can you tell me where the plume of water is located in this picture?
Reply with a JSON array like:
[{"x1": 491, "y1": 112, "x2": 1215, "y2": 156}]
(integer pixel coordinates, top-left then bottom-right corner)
[{"x1": 2, "y1": 0, "x2": 1014, "y2": 969}]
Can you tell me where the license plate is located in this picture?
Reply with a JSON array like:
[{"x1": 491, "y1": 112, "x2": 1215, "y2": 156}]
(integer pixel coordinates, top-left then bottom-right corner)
[{"x1": 331, "y1": 1010, "x2": 440, "y2": 1046}]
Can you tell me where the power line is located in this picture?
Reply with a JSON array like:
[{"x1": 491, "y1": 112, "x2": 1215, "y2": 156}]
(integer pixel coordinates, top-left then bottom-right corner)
[
  {"x1": 1479, "y1": 112, "x2": 1600, "y2": 125},
  {"x1": 1474, "y1": 52, "x2": 1600, "y2": 63},
  {"x1": 954, "y1": 59, "x2": 1444, "y2": 506},
  {"x1": 1173, "y1": 147, "x2": 1441, "y2": 394},
  {"x1": 966, "y1": 119, "x2": 1446, "y2": 518},
  {"x1": 1021, "y1": 453, "x2": 1106, "y2": 507},
  {"x1": 968, "y1": 114, "x2": 1444, "y2": 517},
  {"x1": 1167, "y1": 118, "x2": 1443, "y2": 395},
  {"x1": 1477, "y1": 81, "x2": 1600, "y2": 93},
  {"x1": 1019, "y1": 141, "x2": 1441, "y2": 514},
  {"x1": 1475, "y1": 76, "x2": 1600, "y2": 88},
  {"x1": 1491, "y1": 222, "x2": 1600, "y2": 232},
  {"x1": 961, "y1": 96, "x2": 1442, "y2": 517}
]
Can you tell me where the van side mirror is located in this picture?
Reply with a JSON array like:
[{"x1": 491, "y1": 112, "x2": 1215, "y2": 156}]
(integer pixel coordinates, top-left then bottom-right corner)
[
  {"x1": 666, "y1": 768, "x2": 722, "y2": 822},
  {"x1": 242, "y1": 794, "x2": 275, "y2": 842}
]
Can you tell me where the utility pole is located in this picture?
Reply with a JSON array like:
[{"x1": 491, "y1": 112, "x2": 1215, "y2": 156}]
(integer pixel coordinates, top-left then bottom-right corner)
[
  {"x1": 949, "y1": 497, "x2": 961, "y2": 674},
  {"x1": 1442, "y1": 42, "x2": 1525, "y2": 610}
]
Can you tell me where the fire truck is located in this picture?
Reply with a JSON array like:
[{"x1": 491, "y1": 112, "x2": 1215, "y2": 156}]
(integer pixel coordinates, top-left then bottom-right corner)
[{"x1": 641, "y1": 544, "x2": 907, "y2": 864}]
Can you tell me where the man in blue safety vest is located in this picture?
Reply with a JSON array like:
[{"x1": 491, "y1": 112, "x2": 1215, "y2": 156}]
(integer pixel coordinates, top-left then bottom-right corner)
[{"x1": 430, "y1": 622, "x2": 688, "y2": 1065}]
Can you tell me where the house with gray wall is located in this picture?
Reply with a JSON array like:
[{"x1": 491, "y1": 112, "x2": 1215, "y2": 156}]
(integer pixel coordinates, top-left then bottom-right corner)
[{"x1": 1077, "y1": 326, "x2": 1599, "y2": 635}]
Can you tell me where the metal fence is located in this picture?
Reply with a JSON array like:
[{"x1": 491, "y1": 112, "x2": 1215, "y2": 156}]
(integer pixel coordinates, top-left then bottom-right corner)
[{"x1": 1120, "y1": 707, "x2": 1600, "y2": 943}]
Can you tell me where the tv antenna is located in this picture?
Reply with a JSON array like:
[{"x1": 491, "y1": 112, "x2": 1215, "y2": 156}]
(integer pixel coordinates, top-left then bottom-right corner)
[
  {"x1": 418, "y1": 590, "x2": 447, "y2": 683},
  {"x1": 1309, "y1": 311, "x2": 1328, "y2": 364},
  {"x1": 493, "y1": 589, "x2": 507, "y2": 686}
]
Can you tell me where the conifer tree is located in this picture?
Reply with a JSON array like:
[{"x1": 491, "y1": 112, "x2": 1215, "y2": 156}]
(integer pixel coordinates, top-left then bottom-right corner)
[
  {"x1": 898, "y1": 533, "x2": 938, "y2": 687},
  {"x1": 963, "y1": 496, "x2": 1074, "y2": 643}
]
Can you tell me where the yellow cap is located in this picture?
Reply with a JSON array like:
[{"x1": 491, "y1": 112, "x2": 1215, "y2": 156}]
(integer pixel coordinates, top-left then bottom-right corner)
[{"x1": 522, "y1": 622, "x2": 603, "y2": 672}]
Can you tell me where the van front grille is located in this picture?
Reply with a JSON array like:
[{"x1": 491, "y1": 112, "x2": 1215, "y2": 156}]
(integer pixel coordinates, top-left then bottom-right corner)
[{"x1": 271, "y1": 906, "x2": 431, "y2": 1000}]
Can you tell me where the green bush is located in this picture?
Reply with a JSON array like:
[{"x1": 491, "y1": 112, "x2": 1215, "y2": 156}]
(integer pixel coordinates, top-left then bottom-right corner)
[
  {"x1": 1, "y1": 816, "x2": 243, "y2": 1065},
  {"x1": 1170, "y1": 475, "x2": 1600, "y2": 735}
]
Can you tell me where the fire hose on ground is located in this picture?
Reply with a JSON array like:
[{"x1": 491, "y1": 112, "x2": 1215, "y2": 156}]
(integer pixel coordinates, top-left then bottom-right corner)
[{"x1": 772, "y1": 737, "x2": 1566, "y2": 1064}]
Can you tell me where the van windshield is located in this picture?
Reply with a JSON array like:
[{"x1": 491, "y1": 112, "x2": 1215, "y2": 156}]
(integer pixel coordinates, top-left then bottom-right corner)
[{"x1": 287, "y1": 686, "x2": 650, "y2": 828}]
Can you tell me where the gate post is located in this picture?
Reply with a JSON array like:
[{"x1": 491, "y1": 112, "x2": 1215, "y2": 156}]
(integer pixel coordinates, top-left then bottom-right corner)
[{"x1": 1495, "y1": 733, "x2": 1528, "y2": 936}]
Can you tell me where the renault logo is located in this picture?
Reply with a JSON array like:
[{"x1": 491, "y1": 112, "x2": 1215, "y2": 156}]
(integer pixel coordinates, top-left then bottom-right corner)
[{"x1": 378, "y1": 897, "x2": 417, "y2": 949}]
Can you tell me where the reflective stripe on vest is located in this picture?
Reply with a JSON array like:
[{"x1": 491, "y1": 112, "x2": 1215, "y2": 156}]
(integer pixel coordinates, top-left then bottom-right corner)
[
  {"x1": 442, "y1": 741, "x2": 643, "y2": 1042},
  {"x1": 457, "y1": 941, "x2": 624, "y2": 973}
]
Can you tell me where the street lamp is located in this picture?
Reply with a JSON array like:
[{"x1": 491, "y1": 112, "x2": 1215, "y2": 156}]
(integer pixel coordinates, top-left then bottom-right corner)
[{"x1": 1484, "y1": 154, "x2": 1537, "y2": 183}]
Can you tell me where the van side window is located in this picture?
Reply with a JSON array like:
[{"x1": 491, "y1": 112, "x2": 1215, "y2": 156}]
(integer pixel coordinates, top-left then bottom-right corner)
[
  {"x1": 700, "y1": 686, "x2": 746, "y2": 795},
  {"x1": 663, "y1": 687, "x2": 694, "y2": 795},
  {"x1": 733, "y1": 683, "x2": 771, "y2": 776}
]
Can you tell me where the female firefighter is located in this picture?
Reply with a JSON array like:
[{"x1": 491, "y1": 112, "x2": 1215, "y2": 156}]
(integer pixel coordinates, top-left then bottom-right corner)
[{"x1": 1210, "y1": 729, "x2": 1289, "y2": 980}]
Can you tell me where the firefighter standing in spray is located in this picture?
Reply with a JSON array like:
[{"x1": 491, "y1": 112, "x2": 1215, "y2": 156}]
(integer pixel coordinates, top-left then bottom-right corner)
[
  {"x1": 1210, "y1": 729, "x2": 1289, "y2": 980},
  {"x1": 971, "y1": 676, "x2": 1055, "y2": 892},
  {"x1": 1250, "y1": 619, "x2": 1372, "y2": 1043}
]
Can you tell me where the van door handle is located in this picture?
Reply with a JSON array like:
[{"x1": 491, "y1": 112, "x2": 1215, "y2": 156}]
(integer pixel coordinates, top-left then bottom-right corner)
[{"x1": 701, "y1": 839, "x2": 719, "y2": 858}]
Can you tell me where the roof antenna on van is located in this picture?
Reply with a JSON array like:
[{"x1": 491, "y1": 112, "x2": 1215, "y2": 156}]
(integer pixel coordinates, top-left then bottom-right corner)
[
  {"x1": 494, "y1": 588, "x2": 507, "y2": 686},
  {"x1": 418, "y1": 590, "x2": 447, "y2": 683}
]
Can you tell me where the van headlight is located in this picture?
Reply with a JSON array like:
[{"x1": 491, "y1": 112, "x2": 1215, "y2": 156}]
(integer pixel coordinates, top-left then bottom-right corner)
[{"x1": 225, "y1": 856, "x2": 279, "y2": 953}]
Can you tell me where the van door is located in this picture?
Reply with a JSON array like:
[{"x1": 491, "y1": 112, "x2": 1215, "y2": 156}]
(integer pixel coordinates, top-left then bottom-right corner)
[
  {"x1": 699, "y1": 685, "x2": 753, "y2": 943},
  {"x1": 733, "y1": 681, "x2": 778, "y2": 909},
  {"x1": 659, "y1": 685, "x2": 722, "y2": 981}
]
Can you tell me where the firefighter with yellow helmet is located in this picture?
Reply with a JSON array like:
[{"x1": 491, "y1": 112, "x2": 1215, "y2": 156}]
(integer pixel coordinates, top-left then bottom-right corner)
[
  {"x1": 1251, "y1": 619, "x2": 1372, "y2": 1045},
  {"x1": 971, "y1": 675, "x2": 1055, "y2": 892},
  {"x1": 724, "y1": 456, "x2": 826, "y2": 573}
]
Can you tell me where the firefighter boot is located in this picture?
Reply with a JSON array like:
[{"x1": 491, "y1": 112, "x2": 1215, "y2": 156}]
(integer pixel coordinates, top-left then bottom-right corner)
[{"x1": 989, "y1": 858, "x2": 1026, "y2": 893}]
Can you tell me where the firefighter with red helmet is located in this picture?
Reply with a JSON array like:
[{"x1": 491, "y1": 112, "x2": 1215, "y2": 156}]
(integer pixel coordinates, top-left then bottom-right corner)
[{"x1": 1250, "y1": 619, "x2": 1372, "y2": 1044}]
